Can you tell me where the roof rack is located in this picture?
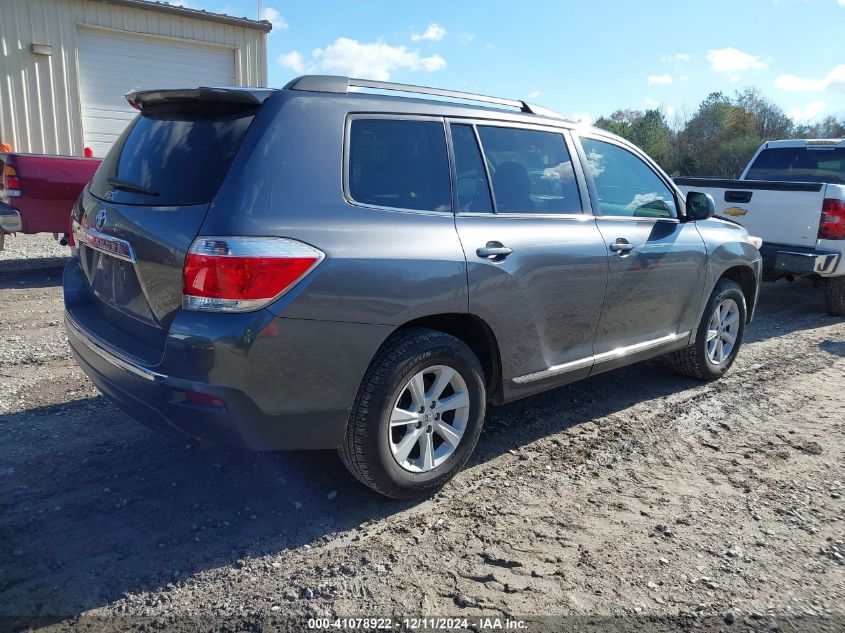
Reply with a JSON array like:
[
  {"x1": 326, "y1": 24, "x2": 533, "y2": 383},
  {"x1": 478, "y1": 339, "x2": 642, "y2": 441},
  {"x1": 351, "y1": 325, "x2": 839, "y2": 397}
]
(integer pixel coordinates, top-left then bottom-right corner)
[{"x1": 284, "y1": 75, "x2": 566, "y2": 120}]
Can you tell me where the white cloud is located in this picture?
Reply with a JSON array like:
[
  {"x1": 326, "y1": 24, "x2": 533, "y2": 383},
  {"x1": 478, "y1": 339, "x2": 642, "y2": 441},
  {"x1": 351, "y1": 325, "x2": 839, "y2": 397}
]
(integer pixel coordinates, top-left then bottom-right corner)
[
  {"x1": 571, "y1": 112, "x2": 593, "y2": 125},
  {"x1": 411, "y1": 23, "x2": 447, "y2": 42},
  {"x1": 706, "y1": 47, "x2": 766, "y2": 72},
  {"x1": 644, "y1": 97, "x2": 659, "y2": 107},
  {"x1": 281, "y1": 38, "x2": 446, "y2": 81},
  {"x1": 648, "y1": 73, "x2": 673, "y2": 85},
  {"x1": 459, "y1": 33, "x2": 475, "y2": 45},
  {"x1": 528, "y1": 90, "x2": 541, "y2": 99},
  {"x1": 729, "y1": 75, "x2": 741, "y2": 83},
  {"x1": 775, "y1": 65, "x2": 845, "y2": 92},
  {"x1": 678, "y1": 74, "x2": 690, "y2": 81},
  {"x1": 788, "y1": 100, "x2": 827, "y2": 122},
  {"x1": 839, "y1": 0, "x2": 845, "y2": 6},
  {"x1": 278, "y1": 51, "x2": 306, "y2": 73},
  {"x1": 666, "y1": 105, "x2": 676, "y2": 119},
  {"x1": 260, "y1": 6, "x2": 288, "y2": 31},
  {"x1": 164, "y1": 0, "x2": 193, "y2": 6}
]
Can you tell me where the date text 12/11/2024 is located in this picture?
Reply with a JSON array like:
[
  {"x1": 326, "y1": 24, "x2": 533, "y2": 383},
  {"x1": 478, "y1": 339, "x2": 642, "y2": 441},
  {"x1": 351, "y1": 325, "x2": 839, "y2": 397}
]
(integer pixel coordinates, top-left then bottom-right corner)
[{"x1": 307, "y1": 617, "x2": 529, "y2": 630}]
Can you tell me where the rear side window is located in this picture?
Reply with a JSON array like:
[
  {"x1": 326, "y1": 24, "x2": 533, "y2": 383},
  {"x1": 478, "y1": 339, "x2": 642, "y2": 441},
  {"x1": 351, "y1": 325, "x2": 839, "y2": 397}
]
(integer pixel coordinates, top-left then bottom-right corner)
[
  {"x1": 90, "y1": 101, "x2": 258, "y2": 206},
  {"x1": 580, "y1": 137, "x2": 677, "y2": 218},
  {"x1": 476, "y1": 126, "x2": 581, "y2": 214},
  {"x1": 451, "y1": 124, "x2": 493, "y2": 213},
  {"x1": 348, "y1": 118, "x2": 451, "y2": 212},
  {"x1": 746, "y1": 147, "x2": 845, "y2": 184}
]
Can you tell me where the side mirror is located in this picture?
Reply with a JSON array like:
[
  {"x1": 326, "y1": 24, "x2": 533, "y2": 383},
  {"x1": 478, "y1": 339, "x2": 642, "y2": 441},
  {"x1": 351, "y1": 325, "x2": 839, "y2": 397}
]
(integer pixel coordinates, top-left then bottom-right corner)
[{"x1": 686, "y1": 191, "x2": 715, "y2": 221}]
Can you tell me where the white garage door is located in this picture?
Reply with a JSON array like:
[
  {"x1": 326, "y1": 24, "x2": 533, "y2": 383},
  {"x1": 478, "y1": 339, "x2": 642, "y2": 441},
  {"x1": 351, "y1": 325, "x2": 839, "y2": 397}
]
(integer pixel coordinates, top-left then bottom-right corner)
[{"x1": 76, "y1": 28, "x2": 236, "y2": 157}]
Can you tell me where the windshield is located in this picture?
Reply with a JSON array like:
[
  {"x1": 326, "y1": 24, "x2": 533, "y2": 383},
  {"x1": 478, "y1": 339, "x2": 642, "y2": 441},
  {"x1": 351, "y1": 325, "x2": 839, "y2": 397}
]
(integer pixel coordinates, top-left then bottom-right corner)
[
  {"x1": 89, "y1": 100, "x2": 258, "y2": 206},
  {"x1": 745, "y1": 146, "x2": 845, "y2": 185}
]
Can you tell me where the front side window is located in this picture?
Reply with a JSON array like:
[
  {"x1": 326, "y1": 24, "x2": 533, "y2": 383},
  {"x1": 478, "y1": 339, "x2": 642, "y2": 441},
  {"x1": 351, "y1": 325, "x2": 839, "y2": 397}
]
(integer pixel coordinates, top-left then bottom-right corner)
[
  {"x1": 348, "y1": 118, "x2": 451, "y2": 212},
  {"x1": 580, "y1": 137, "x2": 677, "y2": 218},
  {"x1": 476, "y1": 126, "x2": 581, "y2": 214}
]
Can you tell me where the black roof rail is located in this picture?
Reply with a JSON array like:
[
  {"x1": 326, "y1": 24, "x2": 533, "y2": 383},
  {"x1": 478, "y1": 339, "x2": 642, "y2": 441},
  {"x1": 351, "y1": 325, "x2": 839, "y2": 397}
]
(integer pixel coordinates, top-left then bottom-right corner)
[{"x1": 284, "y1": 75, "x2": 567, "y2": 120}]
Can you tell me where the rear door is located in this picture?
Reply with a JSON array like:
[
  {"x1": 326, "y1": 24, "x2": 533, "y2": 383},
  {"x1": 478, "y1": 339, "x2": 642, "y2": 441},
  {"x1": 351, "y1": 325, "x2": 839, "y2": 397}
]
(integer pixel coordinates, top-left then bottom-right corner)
[
  {"x1": 451, "y1": 121, "x2": 608, "y2": 391},
  {"x1": 575, "y1": 134, "x2": 707, "y2": 364},
  {"x1": 72, "y1": 91, "x2": 264, "y2": 360}
]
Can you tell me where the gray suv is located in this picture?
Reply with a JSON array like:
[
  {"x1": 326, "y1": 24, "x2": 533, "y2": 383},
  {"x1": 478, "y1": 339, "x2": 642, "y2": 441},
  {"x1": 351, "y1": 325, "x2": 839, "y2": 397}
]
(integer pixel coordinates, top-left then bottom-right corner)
[{"x1": 64, "y1": 76, "x2": 762, "y2": 498}]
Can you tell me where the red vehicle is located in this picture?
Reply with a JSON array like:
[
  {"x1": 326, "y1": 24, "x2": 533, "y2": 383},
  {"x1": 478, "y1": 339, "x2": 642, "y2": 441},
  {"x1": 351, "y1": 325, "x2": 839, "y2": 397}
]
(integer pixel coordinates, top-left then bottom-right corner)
[{"x1": 0, "y1": 151, "x2": 101, "y2": 250}]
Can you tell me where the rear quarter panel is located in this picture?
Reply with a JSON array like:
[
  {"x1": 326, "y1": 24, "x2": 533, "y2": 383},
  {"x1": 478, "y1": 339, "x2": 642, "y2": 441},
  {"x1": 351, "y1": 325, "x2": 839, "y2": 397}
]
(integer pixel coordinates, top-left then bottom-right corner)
[{"x1": 202, "y1": 92, "x2": 468, "y2": 327}]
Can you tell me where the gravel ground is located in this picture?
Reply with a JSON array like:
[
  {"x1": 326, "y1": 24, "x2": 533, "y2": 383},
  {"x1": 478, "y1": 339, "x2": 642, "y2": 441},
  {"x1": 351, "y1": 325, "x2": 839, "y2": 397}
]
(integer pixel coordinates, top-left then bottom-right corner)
[{"x1": 1, "y1": 234, "x2": 843, "y2": 632}]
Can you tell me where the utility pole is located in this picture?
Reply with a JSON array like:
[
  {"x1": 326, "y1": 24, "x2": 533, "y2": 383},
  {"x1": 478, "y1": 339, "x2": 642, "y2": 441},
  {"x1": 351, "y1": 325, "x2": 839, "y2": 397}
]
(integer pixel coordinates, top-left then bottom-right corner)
[{"x1": 257, "y1": 0, "x2": 263, "y2": 20}]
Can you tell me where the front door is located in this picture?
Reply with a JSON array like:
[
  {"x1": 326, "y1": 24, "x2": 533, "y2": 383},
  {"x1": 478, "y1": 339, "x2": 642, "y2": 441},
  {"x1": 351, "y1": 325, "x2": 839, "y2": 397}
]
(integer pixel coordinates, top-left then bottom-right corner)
[
  {"x1": 450, "y1": 122, "x2": 608, "y2": 393},
  {"x1": 576, "y1": 135, "x2": 707, "y2": 366}
]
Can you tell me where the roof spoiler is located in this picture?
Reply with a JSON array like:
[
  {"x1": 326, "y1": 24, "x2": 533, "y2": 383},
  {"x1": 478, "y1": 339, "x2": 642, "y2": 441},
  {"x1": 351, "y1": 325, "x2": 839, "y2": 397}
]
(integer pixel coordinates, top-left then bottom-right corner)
[
  {"x1": 125, "y1": 87, "x2": 276, "y2": 110},
  {"x1": 283, "y1": 75, "x2": 568, "y2": 120}
]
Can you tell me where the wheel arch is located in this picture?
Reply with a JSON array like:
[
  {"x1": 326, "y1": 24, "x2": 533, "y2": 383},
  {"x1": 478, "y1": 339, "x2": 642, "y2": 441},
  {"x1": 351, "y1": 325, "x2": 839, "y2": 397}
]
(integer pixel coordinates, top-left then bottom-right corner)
[
  {"x1": 396, "y1": 313, "x2": 504, "y2": 405},
  {"x1": 719, "y1": 264, "x2": 758, "y2": 322}
]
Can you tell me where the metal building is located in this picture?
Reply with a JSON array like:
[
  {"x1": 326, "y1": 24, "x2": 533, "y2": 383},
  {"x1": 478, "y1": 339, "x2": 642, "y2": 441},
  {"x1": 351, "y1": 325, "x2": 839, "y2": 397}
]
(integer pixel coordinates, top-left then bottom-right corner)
[{"x1": 0, "y1": 0, "x2": 270, "y2": 157}]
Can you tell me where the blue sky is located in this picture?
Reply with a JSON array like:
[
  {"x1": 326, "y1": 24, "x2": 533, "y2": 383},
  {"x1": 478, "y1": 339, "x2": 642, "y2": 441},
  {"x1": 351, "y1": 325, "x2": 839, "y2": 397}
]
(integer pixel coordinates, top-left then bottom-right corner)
[{"x1": 176, "y1": 0, "x2": 843, "y2": 124}]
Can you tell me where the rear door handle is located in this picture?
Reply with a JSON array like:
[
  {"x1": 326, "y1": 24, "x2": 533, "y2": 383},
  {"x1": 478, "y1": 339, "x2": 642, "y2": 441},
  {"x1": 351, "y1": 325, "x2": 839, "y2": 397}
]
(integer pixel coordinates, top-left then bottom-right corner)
[
  {"x1": 609, "y1": 242, "x2": 634, "y2": 253},
  {"x1": 476, "y1": 244, "x2": 513, "y2": 259}
]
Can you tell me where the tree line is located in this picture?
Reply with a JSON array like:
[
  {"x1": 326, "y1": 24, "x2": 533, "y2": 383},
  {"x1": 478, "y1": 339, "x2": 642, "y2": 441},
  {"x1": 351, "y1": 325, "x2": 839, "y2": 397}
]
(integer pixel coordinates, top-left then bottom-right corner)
[{"x1": 593, "y1": 88, "x2": 845, "y2": 178}]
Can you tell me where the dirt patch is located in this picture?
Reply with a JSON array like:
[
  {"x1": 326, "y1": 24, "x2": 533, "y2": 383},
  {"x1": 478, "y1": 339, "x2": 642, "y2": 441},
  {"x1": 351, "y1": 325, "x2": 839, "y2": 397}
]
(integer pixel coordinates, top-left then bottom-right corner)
[{"x1": 1, "y1": 235, "x2": 843, "y2": 631}]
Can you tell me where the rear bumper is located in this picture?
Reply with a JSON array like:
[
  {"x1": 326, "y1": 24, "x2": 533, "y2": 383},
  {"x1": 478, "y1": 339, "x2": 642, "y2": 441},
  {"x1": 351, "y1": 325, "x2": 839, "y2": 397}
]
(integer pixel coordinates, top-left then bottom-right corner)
[
  {"x1": 65, "y1": 310, "x2": 352, "y2": 450},
  {"x1": 63, "y1": 257, "x2": 392, "y2": 450},
  {"x1": 759, "y1": 242, "x2": 841, "y2": 278},
  {"x1": 0, "y1": 202, "x2": 22, "y2": 233}
]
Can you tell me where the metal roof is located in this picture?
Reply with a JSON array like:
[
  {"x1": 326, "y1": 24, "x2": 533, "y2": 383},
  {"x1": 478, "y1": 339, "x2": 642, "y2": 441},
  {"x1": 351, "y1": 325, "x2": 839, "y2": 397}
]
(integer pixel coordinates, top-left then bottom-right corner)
[{"x1": 96, "y1": 0, "x2": 273, "y2": 32}]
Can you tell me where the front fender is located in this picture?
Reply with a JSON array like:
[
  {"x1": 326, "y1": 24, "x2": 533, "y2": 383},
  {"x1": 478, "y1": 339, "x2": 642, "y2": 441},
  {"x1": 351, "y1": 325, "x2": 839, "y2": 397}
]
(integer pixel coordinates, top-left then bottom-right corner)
[{"x1": 695, "y1": 218, "x2": 763, "y2": 323}]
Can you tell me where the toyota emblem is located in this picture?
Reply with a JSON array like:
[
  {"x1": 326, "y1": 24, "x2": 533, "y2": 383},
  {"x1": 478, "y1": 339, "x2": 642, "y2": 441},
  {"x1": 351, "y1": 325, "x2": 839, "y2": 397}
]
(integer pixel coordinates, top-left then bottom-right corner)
[{"x1": 95, "y1": 209, "x2": 107, "y2": 230}]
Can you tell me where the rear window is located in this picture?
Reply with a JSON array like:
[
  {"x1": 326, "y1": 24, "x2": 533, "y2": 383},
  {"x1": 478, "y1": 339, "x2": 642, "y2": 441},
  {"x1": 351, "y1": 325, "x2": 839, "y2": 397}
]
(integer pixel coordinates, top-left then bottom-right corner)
[
  {"x1": 347, "y1": 118, "x2": 451, "y2": 212},
  {"x1": 746, "y1": 147, "x2": 845, "y2": 185},
  {"x1": 90, "y1": 101, "x2": 258, "y2": 206}
]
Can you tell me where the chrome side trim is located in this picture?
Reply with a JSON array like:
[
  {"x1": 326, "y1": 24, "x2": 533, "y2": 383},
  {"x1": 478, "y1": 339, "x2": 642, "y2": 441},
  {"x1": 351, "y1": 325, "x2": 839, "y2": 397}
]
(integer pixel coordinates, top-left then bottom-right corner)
[
  {"x1": 65, "y1": 312, "x2": 166, "y2": 382},
  {"x1": 512, "y1": 331, "x2": 691, "y2": 384},
  {"x1": 511, "y1": 356, "x2": 594, "y2": 384},
  {"x1": 72, "y1": 220, "x2": 137, "y2": 263}
]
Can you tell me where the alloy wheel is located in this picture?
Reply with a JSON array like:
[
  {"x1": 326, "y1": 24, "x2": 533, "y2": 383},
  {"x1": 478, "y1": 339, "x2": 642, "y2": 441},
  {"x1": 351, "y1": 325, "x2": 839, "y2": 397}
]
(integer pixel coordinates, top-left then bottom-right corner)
[
  {"x1": 706, "y1": 298, "x2": 740, "y2": 365},
  {"x1": 388, "y1": 365, "x2": 470, "y2": 473}
]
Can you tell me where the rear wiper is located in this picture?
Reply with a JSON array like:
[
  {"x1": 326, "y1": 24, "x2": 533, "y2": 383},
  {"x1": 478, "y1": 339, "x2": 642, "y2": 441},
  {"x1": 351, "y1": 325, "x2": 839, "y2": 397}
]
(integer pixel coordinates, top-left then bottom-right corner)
[{"x1": 107, "y1": 176, "x2": 159, "y2": 196}]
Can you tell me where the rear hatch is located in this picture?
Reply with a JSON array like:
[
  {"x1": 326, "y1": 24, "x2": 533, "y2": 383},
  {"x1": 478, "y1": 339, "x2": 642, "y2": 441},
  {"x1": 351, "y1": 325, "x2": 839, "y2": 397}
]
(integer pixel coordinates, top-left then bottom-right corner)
[{"x1": 72, "y1": 88, "x2": 272, "y2": 362}]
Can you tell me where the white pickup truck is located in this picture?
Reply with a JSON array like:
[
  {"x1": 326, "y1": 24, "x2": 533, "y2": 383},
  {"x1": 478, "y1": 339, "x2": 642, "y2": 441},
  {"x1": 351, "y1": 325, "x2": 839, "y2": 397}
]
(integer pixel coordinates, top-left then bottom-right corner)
[{"x1": 675, "y1": 138, "x2": 845, "y2": 315}]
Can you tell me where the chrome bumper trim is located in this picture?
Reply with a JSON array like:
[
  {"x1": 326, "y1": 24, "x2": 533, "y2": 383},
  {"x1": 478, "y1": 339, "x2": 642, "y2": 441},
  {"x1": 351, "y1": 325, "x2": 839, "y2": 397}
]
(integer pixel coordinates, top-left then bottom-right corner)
[
  {"x1": 65, "y1": 312, "x2": 166, "y2": 382},
  {"x1": 513, "y1": 331, "x2": 691, "y2": 384},
  {"x1": 0, "y1": 208, "x2": 22, "y2": 233}
]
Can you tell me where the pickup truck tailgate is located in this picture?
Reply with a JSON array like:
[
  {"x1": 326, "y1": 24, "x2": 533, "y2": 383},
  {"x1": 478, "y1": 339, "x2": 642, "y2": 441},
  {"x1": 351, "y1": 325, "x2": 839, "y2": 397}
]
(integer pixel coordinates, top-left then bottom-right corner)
[{"x1": 675, "y1": 178, "x2": 824, "y2": 248}]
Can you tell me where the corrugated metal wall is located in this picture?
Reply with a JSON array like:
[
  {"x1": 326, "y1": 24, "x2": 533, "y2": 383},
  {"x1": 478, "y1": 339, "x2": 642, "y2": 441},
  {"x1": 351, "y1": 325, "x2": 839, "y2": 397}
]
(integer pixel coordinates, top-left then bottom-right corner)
[{"x1": 0, "y1": 0, "x2": 268, "y2": 155}]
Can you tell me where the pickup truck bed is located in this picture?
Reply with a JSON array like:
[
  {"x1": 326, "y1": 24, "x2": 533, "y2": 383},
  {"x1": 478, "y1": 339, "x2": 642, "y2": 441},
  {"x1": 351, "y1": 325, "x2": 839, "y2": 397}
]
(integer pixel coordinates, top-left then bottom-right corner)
[
  {"x1": 0, "y1": 152, "x2": 101, "y2": 249},
  {"x1": 674, "y1": 176, "x2": 843, "y2": 280}
]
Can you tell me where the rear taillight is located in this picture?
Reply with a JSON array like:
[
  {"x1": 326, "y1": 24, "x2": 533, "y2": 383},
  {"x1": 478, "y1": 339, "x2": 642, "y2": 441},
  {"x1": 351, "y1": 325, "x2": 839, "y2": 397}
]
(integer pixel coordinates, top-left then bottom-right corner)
[
  {"x1": 182, "y1": 237, "x2": 324, "y2": 312},
  {"x1": 818, "y1": 199, "x2": 845, "y2": 240},
  {"x1": 2, "y1": 164, "x2": 21, "y2": 197}
]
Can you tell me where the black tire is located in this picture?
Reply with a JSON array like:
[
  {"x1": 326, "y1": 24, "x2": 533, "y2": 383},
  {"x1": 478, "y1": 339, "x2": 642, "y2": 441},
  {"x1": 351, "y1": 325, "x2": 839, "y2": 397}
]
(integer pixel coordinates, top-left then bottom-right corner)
[
  {"x1": 672, "y1": 278, "x2": 747, "y2": 380},
  {"x1": 339, "y1": 327, "x2": 486, "y2": 499},
  {"x1": 824, "y1": 276, "x2": 845, "y2": 317}
]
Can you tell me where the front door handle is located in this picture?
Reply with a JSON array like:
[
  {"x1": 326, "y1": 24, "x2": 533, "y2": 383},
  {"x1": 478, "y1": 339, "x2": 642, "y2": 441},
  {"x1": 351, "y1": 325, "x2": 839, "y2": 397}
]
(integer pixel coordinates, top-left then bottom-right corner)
[
  {"x1": 477, "y1": 244, "x2": 513, "y2": 259},
  {"x1": 609, "y1": 241, "x2": 634, "y2": 254}
]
